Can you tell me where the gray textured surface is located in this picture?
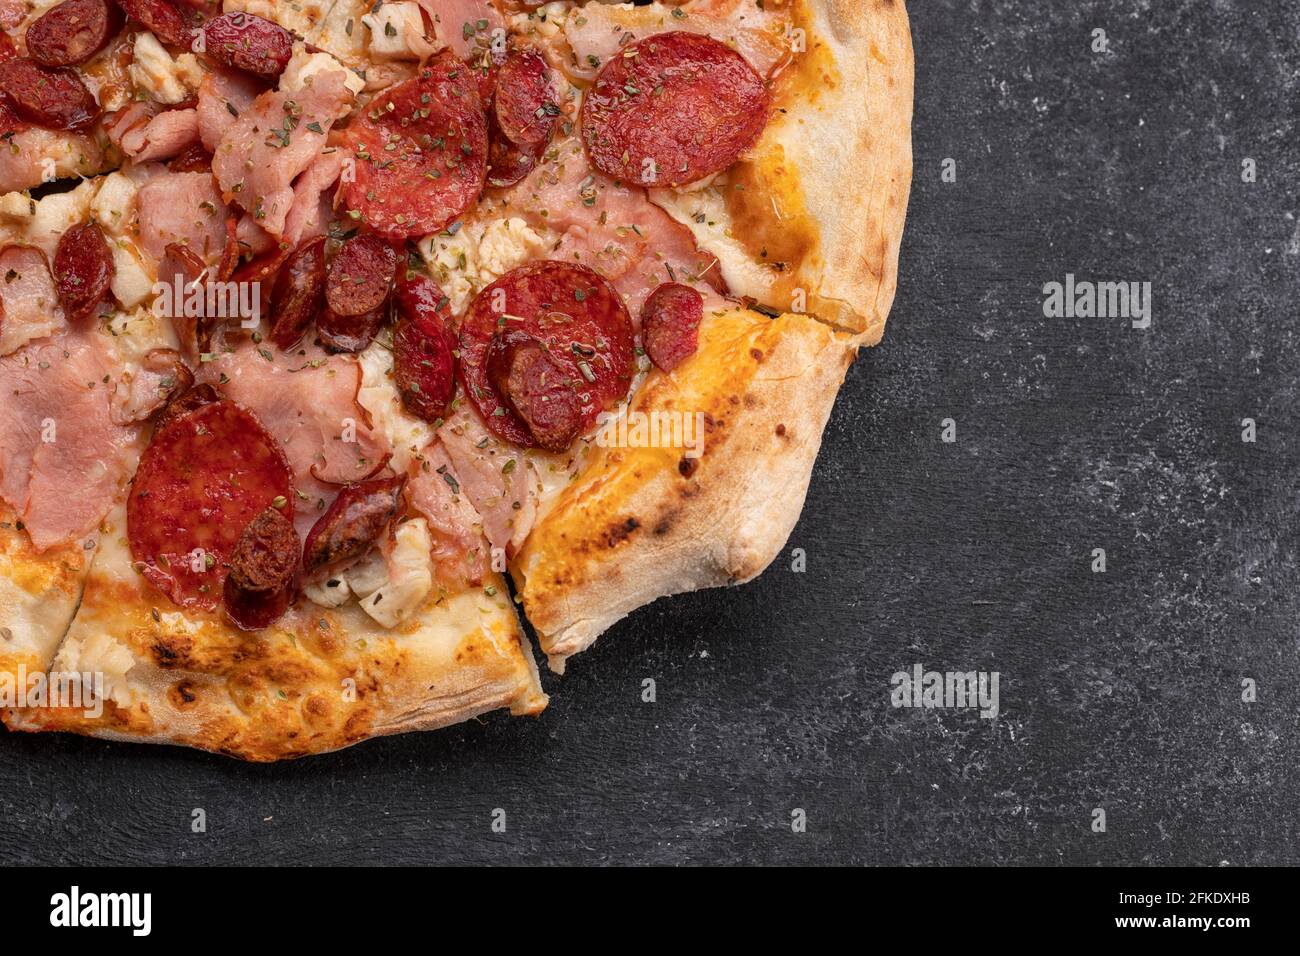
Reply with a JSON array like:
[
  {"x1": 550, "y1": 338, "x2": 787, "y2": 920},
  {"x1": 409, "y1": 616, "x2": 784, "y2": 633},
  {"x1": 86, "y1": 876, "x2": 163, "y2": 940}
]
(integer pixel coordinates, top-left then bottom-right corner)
[{"x1": 3, "y1": 0, "x2": 1299, "y2": 865}]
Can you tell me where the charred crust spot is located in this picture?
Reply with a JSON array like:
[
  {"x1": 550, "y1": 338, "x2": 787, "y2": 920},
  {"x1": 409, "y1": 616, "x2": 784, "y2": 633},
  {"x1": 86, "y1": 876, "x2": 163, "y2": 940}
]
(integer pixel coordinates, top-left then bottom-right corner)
[
  {"x1": 605, "y1": 517, "x2": 640, "y2": 548},
  {"x1": 750, "y1": 348, "x2": 764, "y2": 362},
  {"x1": 150, "y1": 634, "x2": 192, "y2": 669},
  {"x1": 168, "y1": 681, "x2": 198, "y2": 708},
  {"x1": 743, "y1": 393, "x2": 759, "y2": 409},
  {"x1": 678, "y1": 457, "x2": 699, "y2": 478},
  {"x1": 653, "y1": 511, "x2": 677, "y2": 536},
  {"x1": 775, "y1": 423, "x2": 787, "y2": 437}
]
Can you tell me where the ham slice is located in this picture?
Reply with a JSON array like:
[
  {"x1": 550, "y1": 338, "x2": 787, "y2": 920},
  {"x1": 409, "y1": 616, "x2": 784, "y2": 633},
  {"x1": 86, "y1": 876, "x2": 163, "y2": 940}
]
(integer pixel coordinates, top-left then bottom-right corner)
[
  {"x1": 503, "y1": 134, "x2": 722, "y2": 315},
  {"x1": 436, "y1": 403, "x2": 537, "y2": 555},
  {"x1": 282, "y1": 149, "x2": 343, "y2": 246},
  {"x1": 562, "y1": 0, "x2": 792, "y2": 82},
  {"x1": 118, "y1": 108, "x2": 202, "y2": 163},
  {"x1": 211, "y1": 68, "x2": 353, "y2": 238},
  {"x1": 407, "y1": 442, "x2": 492, "y2": 589},
  {"x1": 196, "y1": 340, "x2": 391, "y2": 539},
  {"x1": 0, "y1": 127, "x2": 108, "y2": 193},
  {"x1": 197, "y1": 69, "x2": 264, "y2": 152},
  {"x1": 0, "y1": 246, "x2": 64, "y2": 357},
  {"x1": 416, "y1": 0, "x2": 503, "y2": 58},
  {"x1": 137, "y1": 170, "x2": 231, "y2": 264},
  {"x1": 0, "y1": 331, "x2": 142, "y2": 551}
]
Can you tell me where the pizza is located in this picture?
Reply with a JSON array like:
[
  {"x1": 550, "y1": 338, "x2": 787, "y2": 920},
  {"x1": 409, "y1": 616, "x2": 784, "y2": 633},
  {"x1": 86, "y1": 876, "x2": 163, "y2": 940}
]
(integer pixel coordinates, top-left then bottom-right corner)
[{"x1": 0, "y1": 0, "x2": 912, "y2": 760}]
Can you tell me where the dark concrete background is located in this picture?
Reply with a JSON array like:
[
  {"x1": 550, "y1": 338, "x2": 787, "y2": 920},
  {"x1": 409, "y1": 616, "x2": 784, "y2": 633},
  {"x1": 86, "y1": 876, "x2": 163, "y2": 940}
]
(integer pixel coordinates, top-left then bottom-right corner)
[{"x1": 3, "y1": 0, "x2": 1298, "y2": 865}]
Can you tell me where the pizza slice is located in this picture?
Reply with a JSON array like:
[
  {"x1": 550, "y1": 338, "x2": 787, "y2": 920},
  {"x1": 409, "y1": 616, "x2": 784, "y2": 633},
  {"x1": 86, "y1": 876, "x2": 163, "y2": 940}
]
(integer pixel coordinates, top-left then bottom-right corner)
[{"x1": 0, "y1": 0, "x2": 911, "y2": 758}]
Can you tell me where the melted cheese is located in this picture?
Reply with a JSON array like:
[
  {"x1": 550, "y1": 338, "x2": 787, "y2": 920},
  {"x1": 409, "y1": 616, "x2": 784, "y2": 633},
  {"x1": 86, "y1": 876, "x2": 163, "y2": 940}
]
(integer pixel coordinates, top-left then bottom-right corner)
[
  {"x1": 418, "y1": 217, "x2": 549, "y2": 314},
  {"x1": 129, "y1": 32, "x2": 205, "y2": 105},
  {"x1": 357, "y1": 519, "x2": 434, "y2": 628},
  {"x1": 282, "y1": 42, "x2": 365, "y2": 98},
  {"x1": 52, "y1": 632, "x2": 136, "y2": 708},
  {"x1": 362, "y1": 1, "x2": 430, "y2": 60},
  {"x1": 357, "y1": 342, "x2": 435, "y2": 473},
  {"x1": 648, "y1": 180, "x2": 773, "y2": 298},
  {"x1": 221, "y1": 0, "x2": 333, "y2": 39}
]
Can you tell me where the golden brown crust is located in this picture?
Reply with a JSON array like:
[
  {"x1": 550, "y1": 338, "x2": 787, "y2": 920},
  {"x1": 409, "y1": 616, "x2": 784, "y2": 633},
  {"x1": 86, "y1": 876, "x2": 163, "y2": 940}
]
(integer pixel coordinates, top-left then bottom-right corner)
[
  {"x1": 3, "y1": 507, "x2": 546, "y2": 761},
  {"x1": 511, "y1": 306, "x2": 857, "y2": 672},
  {"x1": 0, "y1": 503, "x2": 92, "y2": 681},
  {"x1": 721, "y1": 0, "x2": 914, "y2": 341}
]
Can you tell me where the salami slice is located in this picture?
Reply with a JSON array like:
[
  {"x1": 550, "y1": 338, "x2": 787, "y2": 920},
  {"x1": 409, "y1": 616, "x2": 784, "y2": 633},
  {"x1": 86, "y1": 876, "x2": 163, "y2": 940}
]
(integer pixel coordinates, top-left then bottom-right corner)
[
  {"x1": 115, "y1": 0, "x2": 190, "y2": 48},
  {"x1": 640, "y1": 282, "x2": 702, "y2": 372},
  {"x1": 458, "y1": 260, "x2": 634, "y2": 447},
  {"x1": 53, "y1": 221, "x2": 115, "y2": 322},
  {"x1": 325, "y1": 233, "x2": 397, "y2": 318},
  {"x1": 127, "y1": 398, "x2": 294, "y2": 610},
  {"x1": 0, "y1": 57, "x2": 99, "y2": 131},
  {"x1": 392, "y1": 272, "x2": 456, "y2": 423},
  {"x1": 580, "y1": 31, "x2": 769, "y2": 188},
  {"x1": 302, "y1": 475, "x2": 405, "y2": 577},
  {"x1": 486, "y1": 329, "x2": 584, "y2": 452},
  {"x1": 339, "y1": 52, "x2": 488, "y2": 241},
  {"x1": 223, "y1": 506, "x2": 299, "y2": 630},
  {"x1": 25, "y1": 0, "x2": 120, "y2": 68},
  {"x1": 201, "y1": 12, "x2": 293, "y2": 78},
  {"x1": 154, "y1": 381, "x2": 216, "y2": 430},
  {"x1": 316, "y1": 303, "x2": 386, "y2": 353},
  {"x1": 486, "y1": 113, "x2": 544, "y2": 189},
  {"x1": 268, "y1": 235, "x2": 325, "y2": 350},
  {"x1": 493, "y1": 46, "x2": 557, "y2": 147}
]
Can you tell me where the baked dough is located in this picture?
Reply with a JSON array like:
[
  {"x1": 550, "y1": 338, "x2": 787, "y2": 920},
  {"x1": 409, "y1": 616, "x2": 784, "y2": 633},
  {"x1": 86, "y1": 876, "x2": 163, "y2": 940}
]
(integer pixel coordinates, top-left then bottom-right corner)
[
  {"x1": 512, "y1": 305, "x2": 858, "y2": 671},
  {"x1": 4, "y1": 506, "x2": 546, "y2": 761}
]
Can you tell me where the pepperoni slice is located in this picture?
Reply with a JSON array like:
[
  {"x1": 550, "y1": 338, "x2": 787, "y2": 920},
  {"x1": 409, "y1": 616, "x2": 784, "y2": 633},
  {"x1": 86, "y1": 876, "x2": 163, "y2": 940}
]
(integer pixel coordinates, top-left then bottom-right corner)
[
  {"x1": 127, "y1": 399, "x2": 293, "y2": 610},
  {"x1": 339, "y1": 52, "x2": 488, "y2": 241},
  {"x1": 54, "y1": 221, "x2": 114, "y2": 322},
  {"x1": 25, "y1": 0, "x2": 120, "y2": 68},
  {"x1": 116, "y1": 0, "x2": 190, "y2": 48},
  {"x1": 0, "y1": 58, "x2": 99, "y2": 131},
  {"x1": 325, "y1": 233, "x2": 397, "y2": 318},
  {"x1": 223, "y1": 506, "x2": 299, "y2": 630},
  {"x1": 268, "y1": 235, "x2": 325, "y2": 350},
  {"x1": 458, "y1": 260, "x2": 634, "y2": 447},
  {"x1": 494, "y1": 46, "x2": 556, "y2": 147},
  {"x1": 486, "y1": 329, "x2": 584, "y2": 452},
  {"x1": 317, "y1": 304, "x2": 386, "y2": 353},
  {"x1": 302, "y1": 475, "x2": 405, "y2": 577},
  {"x1": 640, "y1": 282, "x2": 702, "y2": 372},
  {"x1": 201, "y1": 12, "x2": 293, "y2": 78},
  {"x1": 486, "y1": 113, "x2": 544, "y2": 189},
  {"x1": 392, "y1": 272, "x2": 456, "y2": 423},
  {"x1": 580, "y1": 31, "x2": 769, "y2": 188}
]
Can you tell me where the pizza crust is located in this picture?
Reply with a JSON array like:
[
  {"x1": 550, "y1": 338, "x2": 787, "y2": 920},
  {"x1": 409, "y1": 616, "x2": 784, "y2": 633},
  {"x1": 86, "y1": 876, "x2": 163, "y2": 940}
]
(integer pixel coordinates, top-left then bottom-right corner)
[
  {"x1": 655, "y1": 0, "x2": 913, "y2": 343},
  {"x1": 0, "y1": 504, "x2": 92, "y2": 681},
  {"x1": 511, "y1": 306, "x2": 857, "y2": 672},
  {"x1": 3, "y1": 506, "x2": 547, "y2": 761}
]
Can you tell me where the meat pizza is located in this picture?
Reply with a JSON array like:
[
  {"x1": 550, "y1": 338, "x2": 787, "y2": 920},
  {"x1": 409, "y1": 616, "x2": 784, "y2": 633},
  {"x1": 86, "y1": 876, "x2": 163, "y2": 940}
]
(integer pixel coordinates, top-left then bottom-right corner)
[{"x1": 0, "y1": 0, "x2": 913, "y2": 759}]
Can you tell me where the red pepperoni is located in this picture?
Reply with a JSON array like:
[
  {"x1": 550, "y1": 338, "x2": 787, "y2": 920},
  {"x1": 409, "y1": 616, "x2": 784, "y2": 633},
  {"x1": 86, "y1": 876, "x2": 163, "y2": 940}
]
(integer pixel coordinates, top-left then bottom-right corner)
[
  {"x1": 201, "y1": 12, "x2": 293, "y2": 78},
  {"x1": 486, "y1": 329, "x2": 583, "y2": 452},
  {"x1": 115, "y1": 0, "x2": 190, "y2": 47},
  {"x1": 215, "y1": 214, "x2": 239, "y2": 281},
  {"x1": 127, "y1": 398, "x2": 293, "y2": 611},
  {"x1": 458, "y1": 260, "x2": 634, "y2": 448},
  {"x1": 392, "y1": 272, "x2": 456, "y2": 423},
  {"x1": 168, "y1": 141, "x2": 212, "y2": 173},
  {"x1": 580, "y1": 31, "x2": 769, "y2": 188},
  {"x1": 640, "y1": 282, "x2": 702, "y2": 372},
  {"x1": 223, "y1": 506, "x2": 299, "y2": 630},
  {"x1": 494, "y1": 46, "x2": 556, "y2": 147},
  {"x1": 486, "y1": 113, "x2": 544, "y2": 189},
  {"x1": 465, "y1": 43, "x2": 506, "y2": 105},
  {"x1": 53, "y1": 221, "x2": 114, "y2": 322},
  {"x1": 325, "y1": 233, "x2": 397, "y2": 318},
  {"x1": 25, "y1": 0, "x2": 121, "y2": 68},
  {"x1": 268, "y1": 235, "x2": 325, "y2": 350},
  {"x1": 0, "y1": 31, "x2": 16, "y2": 62},
  {"x1": 0, "y1": 57, "x2": 99, "y2": 131},
  {"x1": 302, "y1": 475, "x2": 405, "y2": 577},
  {"x1": 339, "y1": 52, "x2": 488, "y2": 241},
  {"x1": 316, "y1": 304, "x2": 386, "y2": 353}
]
